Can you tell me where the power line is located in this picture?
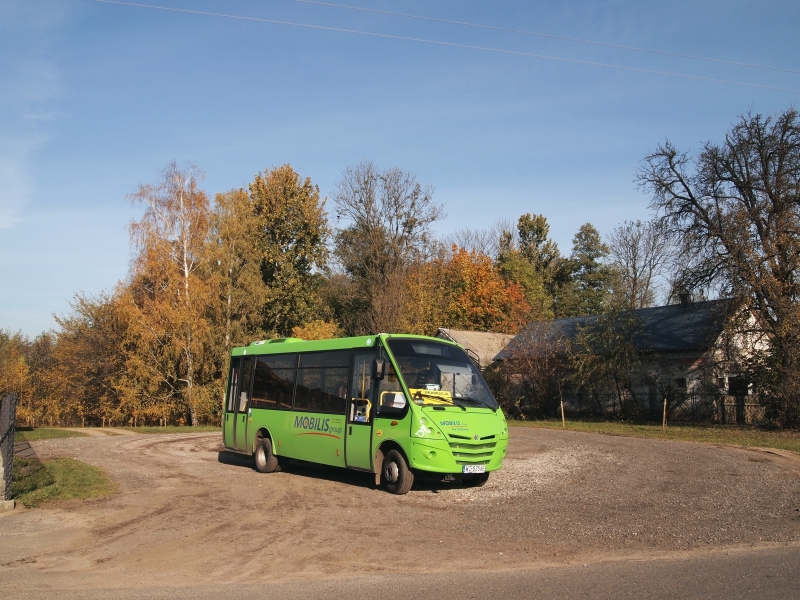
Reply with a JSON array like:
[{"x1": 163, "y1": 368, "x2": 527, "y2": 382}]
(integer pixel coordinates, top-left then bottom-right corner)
[
  {"x1": 93, "y1": 0, "x2": 800, "y2": 94},
  {"x1": 290, "y1": 0, "x2": 800, "y2": 76}
]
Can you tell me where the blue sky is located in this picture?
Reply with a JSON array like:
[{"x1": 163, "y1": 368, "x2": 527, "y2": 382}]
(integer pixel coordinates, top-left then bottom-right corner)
[{"x1": 1, "y1": 0, "x2": 798, "y2": 336}]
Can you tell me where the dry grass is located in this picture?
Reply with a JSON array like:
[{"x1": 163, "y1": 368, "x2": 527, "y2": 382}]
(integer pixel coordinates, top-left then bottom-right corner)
[
  {"x1": 509, "y1": 419, "x2": 800, "y2": 454},
  {"x1": 117, "y1": 425, "x2": 220, "y2": 434},
  {"x1": 14, "y1": 428, "x2": 89, "y2": 442}
]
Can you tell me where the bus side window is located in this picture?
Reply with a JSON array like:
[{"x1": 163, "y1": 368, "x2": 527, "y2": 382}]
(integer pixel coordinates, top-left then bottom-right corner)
[
  {"x1": 295, "y1": 351, "x2": 350, "y2": 414},
  {"x1": 349, "y1": 353, "x2": 376, "y2": 424},
  {"x1": 227, "y1": 359, "x2": 240, "y2": 413},
  {"x1": 239, "y1": 357, "x2": 254, "y2": 413},
  {"x1": 376, "y1": 363, "x2": 408, "y2": 417},
  {"x1": 252, "y1": 354, "x2": 296, "y2": 410}
]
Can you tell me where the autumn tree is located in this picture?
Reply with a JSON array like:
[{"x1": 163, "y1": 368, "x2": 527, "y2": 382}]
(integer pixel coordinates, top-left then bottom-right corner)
[
  {"x1": 332, "y1": 161, "x2": 443, "y2": 334},
  {"x1": 443, "y1": 246, "x2": 531, "y2": 334},
  {"x1": 397, "y1": 245, "x2": 532, "y2": 336},
  {"x1": 397, "y1": 250, "x2": 451, "y2": 335},
  {"x1": 22, "y1": 332, "x2": 54, "y2": 421},
  {"x1": 127, "y1": 161, "x2": 214, "y2": 425},
  {"x1": 639, "y1": 108, "x2": 800, "y2": 427},
  {"x1": 291, "y1": 319, "x2": 341, "y2": 340},
  {"x1": 249, "y1": 165, "x2": 330, "y2": 337},
  {"x1": 0, "y1": 330, "x2": 30, "y2": 423},
  {"x1": 209, "y1": 188, "x2": 269, "y2": 355},
  {"x1": 50, "y1": 291, "x2": 134, "y2": 427}
]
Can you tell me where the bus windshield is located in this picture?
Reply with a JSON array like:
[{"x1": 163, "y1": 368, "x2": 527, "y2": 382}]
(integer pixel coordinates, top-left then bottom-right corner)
[{"x1": 386, "y1": 338, "x2": 498, "y2": 410}]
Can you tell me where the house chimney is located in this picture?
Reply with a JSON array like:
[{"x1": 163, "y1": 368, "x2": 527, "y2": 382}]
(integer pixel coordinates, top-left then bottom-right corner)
[{"x1": 678, "y1": 290, "x2": 691, "y2": 306}]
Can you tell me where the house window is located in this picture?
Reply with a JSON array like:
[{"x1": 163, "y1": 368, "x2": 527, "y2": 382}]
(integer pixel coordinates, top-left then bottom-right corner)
[
  {"x1": 674, "y1": 377, "x2": 687, "y2": 391},
  {"x1": 728, "y1": 376, "x2": 749, "y2": 396}
]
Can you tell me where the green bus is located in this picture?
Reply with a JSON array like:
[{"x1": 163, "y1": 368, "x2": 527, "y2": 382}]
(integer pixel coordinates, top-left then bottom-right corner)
[{"x1": 222, "y1": 334, "x2": 508, "y2": 494}]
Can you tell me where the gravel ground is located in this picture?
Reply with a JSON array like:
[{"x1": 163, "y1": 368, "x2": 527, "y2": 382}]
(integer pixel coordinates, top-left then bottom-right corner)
[
  {"x1": 1, "y1": 427, "x2": 799, "y2": 592},
  {"x1": 412, "y1": 429, "x2": 800, "y2": 556}
]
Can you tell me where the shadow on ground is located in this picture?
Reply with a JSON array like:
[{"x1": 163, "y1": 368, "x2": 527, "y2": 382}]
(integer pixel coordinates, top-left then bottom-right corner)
[{"x1": 216, "y1": 450, "x2": 477, "y2": 493}]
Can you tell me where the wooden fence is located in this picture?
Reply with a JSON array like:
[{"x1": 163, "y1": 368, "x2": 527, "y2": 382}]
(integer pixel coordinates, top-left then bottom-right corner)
[
  {"x1": 717, "y1": 396, "x2": 765, "y2": 425},
  {"x1": 540, "y1": 391, "x2": 766, "y2": 425}
]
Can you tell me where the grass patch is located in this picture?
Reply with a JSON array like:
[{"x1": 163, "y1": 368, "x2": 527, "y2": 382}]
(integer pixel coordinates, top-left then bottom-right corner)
[
  {"x1": 508, "y1": 419, "x2": 800, "y2": 455},
  {"x1": 14, "y1": 428, "x2": 89, "y2": 442},
  {"x1": 11, "y1": 456, "x2": 116, "y2": 507},
  {"x1": 117, "y1": 425, "x2": 220, "y2": 434}
]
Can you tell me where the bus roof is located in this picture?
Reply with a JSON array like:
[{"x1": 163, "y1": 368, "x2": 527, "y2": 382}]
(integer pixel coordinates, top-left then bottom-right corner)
[{"x1": 230, "y1": 333, "x2": 460, "y2": 357}]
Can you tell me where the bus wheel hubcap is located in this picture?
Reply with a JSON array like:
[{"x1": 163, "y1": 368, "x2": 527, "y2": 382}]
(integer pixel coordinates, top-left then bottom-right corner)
[{"x1": 384, "y1": 462, "x2": 399, "y2": 482}]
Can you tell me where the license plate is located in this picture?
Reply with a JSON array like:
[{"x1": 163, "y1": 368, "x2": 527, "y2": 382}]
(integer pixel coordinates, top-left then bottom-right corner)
[{"x1": 462, "y1": 464, "x2": 486, "y2": 474}]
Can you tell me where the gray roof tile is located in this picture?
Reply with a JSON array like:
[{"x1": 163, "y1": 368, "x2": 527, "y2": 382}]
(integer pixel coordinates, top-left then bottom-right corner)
[{"x1": 494, "y1": 299, "x2": 734, "y2": 361}]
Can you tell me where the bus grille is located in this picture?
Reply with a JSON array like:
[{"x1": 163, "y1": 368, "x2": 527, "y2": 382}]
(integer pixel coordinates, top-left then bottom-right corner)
[{"x1": 447, "y1": 435, "x2": 497, "y2": 464}]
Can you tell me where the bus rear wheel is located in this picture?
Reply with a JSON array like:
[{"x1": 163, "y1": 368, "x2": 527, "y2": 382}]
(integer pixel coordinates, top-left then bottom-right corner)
[
  {"x1": 382, "y1": 449, "x2": 414, "y2": 495},
  {"x1": 254, "y1": 438, "x2": 279, "y2": 473}
]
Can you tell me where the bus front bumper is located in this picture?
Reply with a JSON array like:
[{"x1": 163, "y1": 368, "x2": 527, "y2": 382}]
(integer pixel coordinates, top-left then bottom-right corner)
[{"x1": 407, "y1": 438, "x2": 508, "y2": 474}]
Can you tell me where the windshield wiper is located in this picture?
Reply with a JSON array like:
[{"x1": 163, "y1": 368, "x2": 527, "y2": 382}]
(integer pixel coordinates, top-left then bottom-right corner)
[{"x1": 455, "y1": 396, "x2": 497, "y2": 413}]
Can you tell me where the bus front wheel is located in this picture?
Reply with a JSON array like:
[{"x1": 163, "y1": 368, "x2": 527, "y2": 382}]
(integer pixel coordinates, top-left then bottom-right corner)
[
  {"x1": 382, "y1": 450, "x2": 414, "y2": 495},
  {"x1": 254, "y1": 438, "x2": 279, "y2": 473}
]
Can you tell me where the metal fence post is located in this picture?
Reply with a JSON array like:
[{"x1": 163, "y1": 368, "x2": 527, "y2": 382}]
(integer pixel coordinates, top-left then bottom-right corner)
[{"x1": 1, "y1": 392, "x2": 18, "y2": 507}]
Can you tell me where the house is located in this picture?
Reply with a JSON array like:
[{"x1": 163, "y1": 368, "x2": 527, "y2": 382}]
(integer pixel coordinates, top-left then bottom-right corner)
[
  {"x1": 493, "y1": 299, "x2": 762, "y2": 423},
  {"x1": 434, "y1": 328, "x2": 515, "y2": 371}
]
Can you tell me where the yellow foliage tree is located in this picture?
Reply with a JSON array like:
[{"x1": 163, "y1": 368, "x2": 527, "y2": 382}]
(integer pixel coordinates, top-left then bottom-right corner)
[
  {"x1": 50, "y1": 291, "x2": 133, "y2": 427},
  {"x1": 401, "y1": 246, "x2": 532, "y2": 335},
  {"x1": 127, "y1": 162, "x2": 215, "y2": 425},
  {"x1": 291, "y1": 320, "x2": 342, "y2": 340},
  {"x1": 0, "y1": 331, "x2": 30, "y2": 422},
  {"x1": 444, "y1": 246, "x2": 531, "y2": 334},
  {"x1": 208, "y1": 188, "x2": 270, "y2": 355}
]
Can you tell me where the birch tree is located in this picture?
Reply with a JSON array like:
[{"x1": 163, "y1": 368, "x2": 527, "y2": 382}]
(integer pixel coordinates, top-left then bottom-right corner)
[{"x1": 128, "y1": 161, "x2": 212, "y2": 425}]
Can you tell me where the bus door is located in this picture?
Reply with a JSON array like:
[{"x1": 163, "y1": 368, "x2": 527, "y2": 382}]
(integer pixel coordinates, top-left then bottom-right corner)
[
  {"x1": 223, "y1": 358, "x2": 241, "y2": 448},
  {"x1": 234, "y1": 357, "x2": 254, "y2": 453},
  {"x1": 346, "y1": 351, "x2": 376, "y2": 470}
]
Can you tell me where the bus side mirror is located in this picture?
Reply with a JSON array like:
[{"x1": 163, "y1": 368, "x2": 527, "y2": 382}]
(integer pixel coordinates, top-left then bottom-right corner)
[{"x1": 372, "y1": 358, "x2": 385, "y2": 380}]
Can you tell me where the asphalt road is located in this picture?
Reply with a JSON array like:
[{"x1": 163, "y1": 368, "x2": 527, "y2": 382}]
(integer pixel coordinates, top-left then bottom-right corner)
[{"x1": 15, "y1": 545, "x2": 800, "y2": 600}]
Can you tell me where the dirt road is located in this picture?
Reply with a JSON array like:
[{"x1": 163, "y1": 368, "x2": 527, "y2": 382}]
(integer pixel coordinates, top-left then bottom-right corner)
[{"x1": 2, "y1": 428, "x2": 799, "y2": 594}]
